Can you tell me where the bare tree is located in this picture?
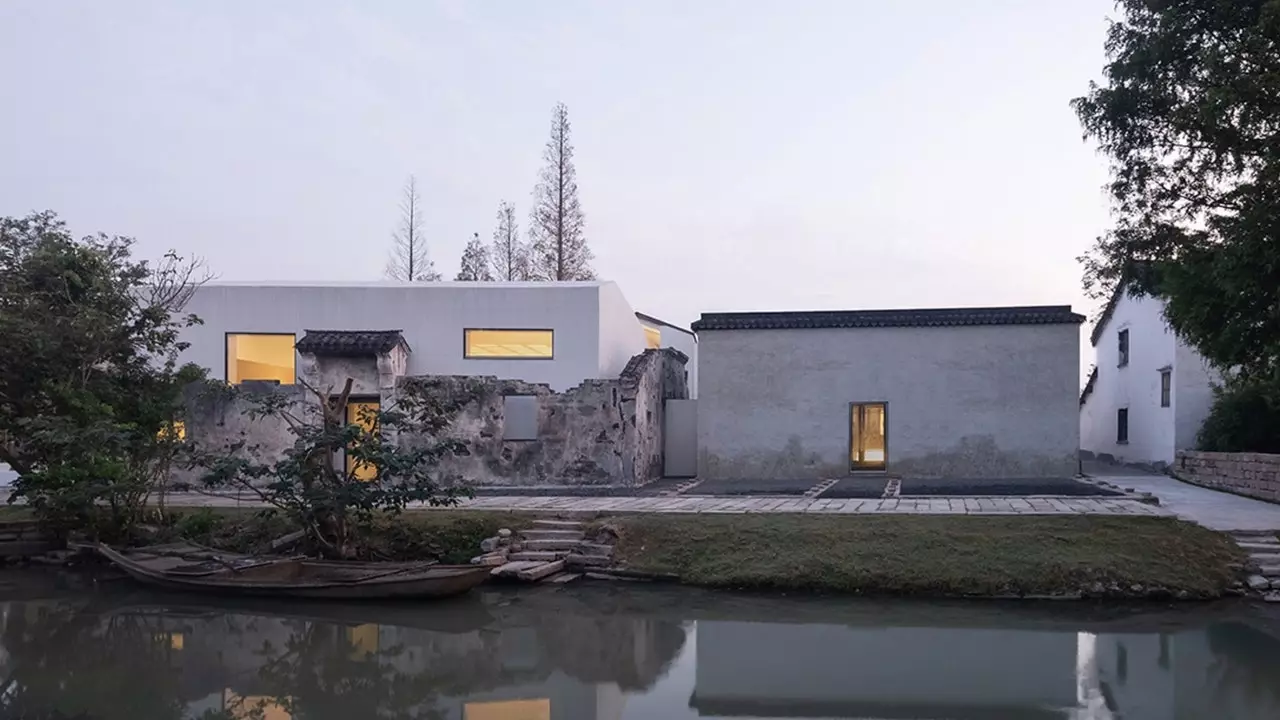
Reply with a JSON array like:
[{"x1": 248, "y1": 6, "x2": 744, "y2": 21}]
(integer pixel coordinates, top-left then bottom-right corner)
[
  {"x1": 146, "y1": 250, "x2": 214, "y2": 313},
  {"x1": 489, "y1": 200, "x2": 529, "y2": 280},
  {"x1": 456, "y1": 233, "x2": 494, "y2": 281},
  {"x1": 385, "y1": 176, "x2": 440, "y2": 281},
  {"x1": 529, "y1": 103, "x2": 594, "y2": 280}
]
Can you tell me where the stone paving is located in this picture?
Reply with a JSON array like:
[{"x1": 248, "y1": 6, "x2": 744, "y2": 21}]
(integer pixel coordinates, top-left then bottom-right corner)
[
  {"x1": 153, "y1": 490, "x2": 1171, "y2": 517},
  {"x1": 1088, "y1": 470, "x2": 1280, "y2": 532}
]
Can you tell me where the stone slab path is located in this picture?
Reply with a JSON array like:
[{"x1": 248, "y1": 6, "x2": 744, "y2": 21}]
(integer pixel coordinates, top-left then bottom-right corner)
[
  {"x1": 150, "y1": 491, "x2": 1170, "y2": 517},
  {"x1": 1089, "y1": 472, "x2": 1280, "y2": 532}
]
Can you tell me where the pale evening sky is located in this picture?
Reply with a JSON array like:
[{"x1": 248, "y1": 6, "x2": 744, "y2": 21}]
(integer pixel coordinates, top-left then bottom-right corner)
[{"x1": 0, "y1": 0, "x2": 1117, "y2": 375}]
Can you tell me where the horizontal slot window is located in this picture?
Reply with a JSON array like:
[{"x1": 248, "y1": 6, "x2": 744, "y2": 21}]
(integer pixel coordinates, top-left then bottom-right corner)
[
  {"x1": 464, "y1": 329, "x2": 553, "y2": 359},
  {"x1": 226, "y1": 333, "x2": 295, "y2": 384}
]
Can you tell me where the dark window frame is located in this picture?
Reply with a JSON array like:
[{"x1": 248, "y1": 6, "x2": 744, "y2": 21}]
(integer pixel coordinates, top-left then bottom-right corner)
[
  {"x1": 224, "y1": 331, "x2": 297, "y2": 385},
  {"x1": 462, "y1": 328, "x2": 555, "y2": 360},
  {"x1": 1160, "y1": 368, "x2": 1172, "y2": 408},
  {"x1": 1117, "y1": 328, "x2": 1130, "y2": 367},
  {"x1": 849, "y1": 401, "x2": 888, "y2": 472},
  {"x1": 1117, "y1": 407, "x2": 1129, "y2": 444}
]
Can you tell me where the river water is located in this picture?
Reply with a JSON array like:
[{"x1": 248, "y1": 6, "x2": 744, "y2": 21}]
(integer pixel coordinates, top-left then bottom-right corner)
[{"x1": 2, "y1": 572, "x2": 1279, "y2": 719}]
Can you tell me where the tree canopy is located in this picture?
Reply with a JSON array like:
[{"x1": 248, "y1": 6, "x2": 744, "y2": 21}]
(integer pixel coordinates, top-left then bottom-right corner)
[{"x1": 1073, "y1": 0, "x2": 1280, "y2": 381}]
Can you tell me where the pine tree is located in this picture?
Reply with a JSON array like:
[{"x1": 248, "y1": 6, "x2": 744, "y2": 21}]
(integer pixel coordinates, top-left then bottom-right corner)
[
  {"x1": 529, "y1": 103, "x2": 594, "y2": 280},
  {"x1": 385, "y1": 176, "x2": 440, "y2": 281},
  {"x1": 489, "y1": 200, "x2": 529, "y2": 281},
  {"x1": 455, "y1": 233, "x2": 494, "y2": 281}
]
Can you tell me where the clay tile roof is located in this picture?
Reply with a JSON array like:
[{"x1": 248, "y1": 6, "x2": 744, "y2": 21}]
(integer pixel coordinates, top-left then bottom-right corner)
[
  {"x1": 691, "y1": 305, "x2": 1085, "y2": 332},
  {"x1": 295, "y1": 330, "x2": 409, "y2": 356}
]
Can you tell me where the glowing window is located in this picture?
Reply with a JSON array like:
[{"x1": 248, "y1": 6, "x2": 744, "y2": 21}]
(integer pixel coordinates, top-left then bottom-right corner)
[
  {"x1": 226, "y1": 334, "x2": 295, "y2": 384},
  {"x1": 464, "y1": 329, "x2": 553, "y2": 359},
  {"x1": 643, "y1": 326, "x2": 661, "y2": 349},
  {"x1": 464, "y1": 699, "x2": 551, "y2": 720},
  {"x1": 157, "y1": 420, "x2": 185, "y2": 441},
  {"x1": 345, "y1": 401, "x2": 379, "y2": 481}
]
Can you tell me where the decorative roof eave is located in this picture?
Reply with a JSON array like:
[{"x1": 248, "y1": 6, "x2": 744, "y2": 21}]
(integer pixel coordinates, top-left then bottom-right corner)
[
  {"x1": 692, "y1": 305, "x2": 1085, "y2": 332},
  {"x1": 295, "y1": 330, "x2": 411, "y2": 357}
]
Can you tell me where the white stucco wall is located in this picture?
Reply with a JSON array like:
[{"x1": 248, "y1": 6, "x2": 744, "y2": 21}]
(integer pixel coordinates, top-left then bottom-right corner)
[
  {"x1": 1079, "y1": 293, "x2": 1216, "y2": 466},
  {"x1": 697, "y1": 322, "x2": 1080, "y2": 479},
  {"x1": 179, "y1": 281, "x2": 649, "y2": 391}
]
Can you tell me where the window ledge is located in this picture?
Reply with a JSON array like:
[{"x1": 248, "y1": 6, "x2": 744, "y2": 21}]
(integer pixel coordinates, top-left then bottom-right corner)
[{"x1": 1116, "y1": 440, "x2": 1129, "y2": 445}]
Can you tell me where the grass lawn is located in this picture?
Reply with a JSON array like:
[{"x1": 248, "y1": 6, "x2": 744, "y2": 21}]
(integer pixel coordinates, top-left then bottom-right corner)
[{"x1": 608, "y1": 514, "x2": 1244, "y2": 598}]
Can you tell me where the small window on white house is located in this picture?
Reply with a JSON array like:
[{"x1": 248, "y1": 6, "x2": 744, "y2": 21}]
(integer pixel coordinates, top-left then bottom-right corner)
[
  {"x1": 503, "y1": 396, "x2": 537, "y2": 441},
  {"x1": 1117, "y1": 408, "x2": 1129, "y2": 444},
  {"x1": 1160, "y1": 369, "x2": 1172, "y2": 408},
  {"x1": 1118, "y1": 329, "x2": 1130, "y2": 367}
]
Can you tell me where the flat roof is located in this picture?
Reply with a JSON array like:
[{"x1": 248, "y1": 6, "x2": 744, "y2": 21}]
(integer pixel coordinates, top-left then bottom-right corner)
[
  {"x1": 201, "y1": 280, "x2": 609, "y2": 289},
  {"x1": 692, "y1": 305, "x2": 1085, "y2": 331},
  {"x1": 635, "y1": 311, "x2": 695, "y2": 337}
]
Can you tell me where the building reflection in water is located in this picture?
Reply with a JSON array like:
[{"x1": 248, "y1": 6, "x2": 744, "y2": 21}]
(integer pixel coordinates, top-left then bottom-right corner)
[
  {"x1": 0, "y1": 594, "x2": 687, "y2": 720},
  {"x1": 2, "y1": 590, "x2": 1280, "y2": 720}
]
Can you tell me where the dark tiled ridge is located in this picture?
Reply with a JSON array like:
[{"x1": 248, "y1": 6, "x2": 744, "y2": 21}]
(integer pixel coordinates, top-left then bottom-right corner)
[
  {"x1": 693, "y1": 305, "x2": 1085, "y2": 332},
  {"x1": 295, "y1": 329, "x2": 408, "y2": 356}
]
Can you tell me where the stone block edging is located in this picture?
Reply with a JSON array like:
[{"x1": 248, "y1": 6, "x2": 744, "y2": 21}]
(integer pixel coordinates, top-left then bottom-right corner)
[{"x1": 1174, "y1": 450, "x2": 1280, "y2": 505}]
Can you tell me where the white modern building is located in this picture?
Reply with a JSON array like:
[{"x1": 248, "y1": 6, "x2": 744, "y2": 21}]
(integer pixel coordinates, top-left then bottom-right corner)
[
  {"x1": 693, "y1": 305, "x2": 1084, "y2": 479},
  {"x1": 1079, "y1": 288, "x2": 1217, "y2": 468},
  {"x1": 178, "y1": 281, "x2": 695, "y2": 394}
]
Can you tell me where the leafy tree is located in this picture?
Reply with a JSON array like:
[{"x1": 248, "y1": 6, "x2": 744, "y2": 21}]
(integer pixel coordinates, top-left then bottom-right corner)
[
  {"x1": 489, "y1": 200, "x2": 529, "y2": 280},
  {"x1": 385, "y1": 176, "x2": 441, "y2": 282},
  {"x1": 455, "y1": 233, "x2": 494, "y2": 281},
  {"x1": 1072, "y1": 0, "x2": 1280, "y2": 381},
  {"x1": 0, "y1": 211, "x2": 207, "y2": 537},
  {"x1": 187, "y1": 378, "x2": 469, "y2": 558},
  {"x1": 529, "y1": 103, "x2": 595, "y2": 280}
]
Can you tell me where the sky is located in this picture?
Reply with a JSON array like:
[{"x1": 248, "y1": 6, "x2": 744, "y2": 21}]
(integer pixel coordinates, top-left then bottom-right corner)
[{"x1": 0, "y1": 0, "x2": 1119, "y2": 374}]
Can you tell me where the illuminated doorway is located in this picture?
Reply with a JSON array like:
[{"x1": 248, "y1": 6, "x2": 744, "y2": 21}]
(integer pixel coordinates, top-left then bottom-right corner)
[{"x1": 849, "y1": 402, "x2": 887, "y2": 471}]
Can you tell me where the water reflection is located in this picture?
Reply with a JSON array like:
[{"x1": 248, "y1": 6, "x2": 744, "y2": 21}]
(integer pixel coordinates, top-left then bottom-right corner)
[{"x1": 0, "y1": 581, "x2": 1278, "y2": 720}]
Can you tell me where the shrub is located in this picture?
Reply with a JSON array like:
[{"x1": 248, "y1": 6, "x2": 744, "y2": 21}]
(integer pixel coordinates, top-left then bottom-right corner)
[{"x1": 1198, "y1": 378, "x2": 1280, "y2": 453}]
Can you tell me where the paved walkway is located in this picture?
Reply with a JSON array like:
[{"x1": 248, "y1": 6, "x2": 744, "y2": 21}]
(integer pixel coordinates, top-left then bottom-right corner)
[
  {"x1": 1089, "y1": 471, "x2": 1280, "y2": 532},
  {"x1": 158, "y1": 491, "x2": 1170, "y2": 517}
]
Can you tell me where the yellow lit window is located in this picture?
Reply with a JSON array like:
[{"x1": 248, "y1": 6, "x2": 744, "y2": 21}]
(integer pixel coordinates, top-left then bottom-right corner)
[
  {"x1": 464, "y1": 699, "x2": 551, "y2": 720},
  {"x1": 464, "y1": 329, "x2": 553, "y2": 359},
  {"x1": 157, "y1": 420, "x2": 185, "y2": 441},
  {"x1": 345, "y1": 401, "x2": 379, "y2": 481},
  {"x1": 170, "y1": 632, "x2": 184, "y2": 650},
  {"x1": 224, "y1": 690, "x2": 292, "y2": 720},
  {"x1": 643, "y1": 326, "x2": 661, "y2": 349},
  {"x1": 346, "y1": 623, "x2": 379, "y2": 659},
  {"x1": 226, "y1": 334, "x2": 296, "y2": 384}
]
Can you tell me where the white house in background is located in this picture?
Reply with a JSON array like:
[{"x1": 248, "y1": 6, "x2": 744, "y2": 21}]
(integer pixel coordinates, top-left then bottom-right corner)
[
  {"x1": 179, "y1": 281, "x2": 694, "y2": 392},
  {"x1": 1079, "y1": 287, "x2": 1218, "y2": 468}
]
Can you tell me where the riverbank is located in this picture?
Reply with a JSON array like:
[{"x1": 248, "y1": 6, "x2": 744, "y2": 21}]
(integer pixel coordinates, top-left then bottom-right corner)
[{"x1": 155, "y1": 508, "x2": 1245, "y2": 600}]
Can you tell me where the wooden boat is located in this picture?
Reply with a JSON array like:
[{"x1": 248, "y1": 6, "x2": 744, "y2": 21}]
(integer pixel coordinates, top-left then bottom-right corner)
[{"x1": 96, "y1": 543, "x2": 491, "y2": 600}]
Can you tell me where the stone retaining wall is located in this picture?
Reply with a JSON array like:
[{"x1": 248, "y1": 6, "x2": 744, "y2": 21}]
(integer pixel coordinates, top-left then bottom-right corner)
[{"x1": 1174, "y1": 451, "x2": 1280, "y2": 503}]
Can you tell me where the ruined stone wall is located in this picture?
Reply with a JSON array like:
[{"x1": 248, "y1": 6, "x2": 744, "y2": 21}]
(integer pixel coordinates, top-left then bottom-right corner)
[
  {"x1": 173, "y1": 381, "x2": 314, "y2": 488},
  {"x1": 403, "y1": 348, "x2": 688, "y2": 487},
  {"x1": 179, "y1": 348, "x2": 689, "y2": 488},
  {"x1": 1174, "y1": 451, "x2": 1280, "y2": 503}
]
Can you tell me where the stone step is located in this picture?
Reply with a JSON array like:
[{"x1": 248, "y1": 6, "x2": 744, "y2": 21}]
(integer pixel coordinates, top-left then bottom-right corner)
[
  {"x1": 520, "y1": 529, "x2": 585, "y2": 541},
  {"x1": 1257, "y1": 564, "x2": 1280, "y2": 578},
  {"x1": 516, "y1": 560, "x2": 565, "y2": 582},
  {"x1": 470, "y1": 552, "x2": 508, "y2": 567},
  {"x1": 509, "y1": 551, "x2": 567, "y2": 562},
  {"x1": 1231, "y1": 532, "x2": 1280, "y2": 543},
  {"x1": 1238, "y1": 541, "x2": 1280, "y2": 552},
  {"x1": 565, "y1": 553, "x2": 612, "y2": 568},
  {"x1": 1248, "y1": 552, "x2": 1280, "y2": 565},
  {"x1": 532, "y1": 519, "x2": 584, "y2": 529},
  {"x1": 491, "y1": 560, "x2": 543, "y2": 578},
  {"x1": 523, "y1": 539, "x2": 581, "y2": 552},
  {"x1": 576, "y1": 542, "x2": 615, "y2": 557},
  {"x1": 546, "y1": 572, "x2": 581, "y2": 584}
]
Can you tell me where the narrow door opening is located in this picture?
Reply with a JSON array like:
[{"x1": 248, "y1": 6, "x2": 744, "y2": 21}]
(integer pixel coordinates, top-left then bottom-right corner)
[
  {"x1": 850, "y1": 402, "x2": 887, "y2": 471},
  {"x1": 345, "y1": 399, "x2": 380, "y2": 481}
]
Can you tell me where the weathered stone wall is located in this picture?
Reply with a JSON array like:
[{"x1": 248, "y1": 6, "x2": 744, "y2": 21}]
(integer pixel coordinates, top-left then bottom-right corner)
[
  {"x1": 1174, "y1": 451, "x2": 1280, "y2": 503},
  {"x1": 402, "y1": 348, "x2": 688, "y2": 487},
  {"x1": 179, "y1": 347, "x2": 690, "y2": 488},
  {"x1": 174, "y1": 381, "x2": 315, "y2": 488}
]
